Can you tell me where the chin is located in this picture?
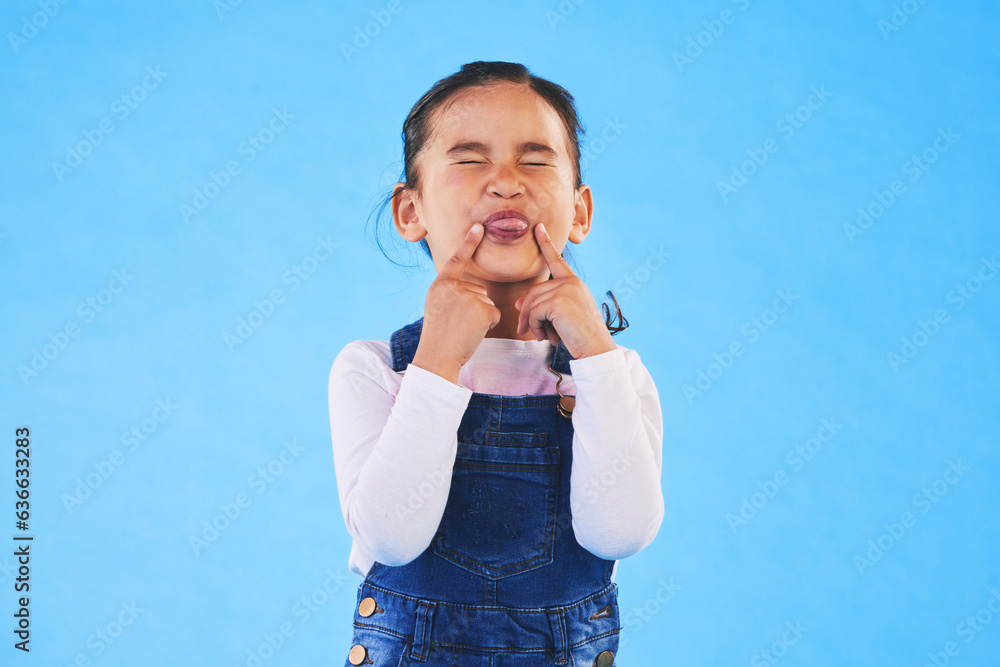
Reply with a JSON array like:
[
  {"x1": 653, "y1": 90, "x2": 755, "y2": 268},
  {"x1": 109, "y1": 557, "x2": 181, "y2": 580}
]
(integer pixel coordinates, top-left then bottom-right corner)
[
  {"x1": 472, "y1": 262, "x2": 540, "y2": 284},
  {"x1": 475, "y1": 253, "x2": 545, "y2": 280}
]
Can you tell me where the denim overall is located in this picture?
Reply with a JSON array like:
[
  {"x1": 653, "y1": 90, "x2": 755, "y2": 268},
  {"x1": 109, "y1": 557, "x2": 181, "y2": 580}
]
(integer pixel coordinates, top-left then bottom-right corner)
[{"x1": 343, "y1": 318, "x2": 620, "y2": 667}]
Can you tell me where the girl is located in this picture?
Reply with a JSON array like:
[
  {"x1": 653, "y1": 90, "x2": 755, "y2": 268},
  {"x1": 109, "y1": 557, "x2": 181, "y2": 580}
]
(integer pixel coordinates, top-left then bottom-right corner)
[{"x1": 329, "y1": 61, "x2": 663, "y2": 667}]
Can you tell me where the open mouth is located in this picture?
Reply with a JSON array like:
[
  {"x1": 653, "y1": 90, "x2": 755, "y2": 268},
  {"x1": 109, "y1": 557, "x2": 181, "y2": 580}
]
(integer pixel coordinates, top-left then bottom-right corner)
[{"x1": 483, "y1": 210, "x2": 530, "y2": 242}]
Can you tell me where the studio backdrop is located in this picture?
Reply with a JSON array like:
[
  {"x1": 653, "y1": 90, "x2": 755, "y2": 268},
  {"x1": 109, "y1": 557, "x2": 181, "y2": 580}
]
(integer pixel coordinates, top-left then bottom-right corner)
[{"x1": 1, "y1": 1, "x2": 998, "y2": 665}]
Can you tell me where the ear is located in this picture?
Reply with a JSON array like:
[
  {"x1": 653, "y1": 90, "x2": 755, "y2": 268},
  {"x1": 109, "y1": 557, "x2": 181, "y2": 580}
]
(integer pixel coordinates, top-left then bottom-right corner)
[
  {"x1": 567, "y1": 184, "x2": 593, "y2": 245},
  {"x1": 391, "y1": 182, "x2": 427, "y2": 242}
]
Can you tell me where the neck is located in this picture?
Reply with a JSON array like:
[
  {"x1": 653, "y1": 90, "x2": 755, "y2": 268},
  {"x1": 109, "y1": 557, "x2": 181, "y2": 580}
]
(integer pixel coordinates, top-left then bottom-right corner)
[{"x1": 471, "y1": 273, "x2": 550, "y2": 342}]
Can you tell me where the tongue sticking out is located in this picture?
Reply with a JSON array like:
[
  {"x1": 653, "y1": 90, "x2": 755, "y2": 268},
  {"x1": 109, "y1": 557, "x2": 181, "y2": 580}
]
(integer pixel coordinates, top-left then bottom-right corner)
[{"x1": 485, "y1": 218, "x2": 528, "y2": 232}]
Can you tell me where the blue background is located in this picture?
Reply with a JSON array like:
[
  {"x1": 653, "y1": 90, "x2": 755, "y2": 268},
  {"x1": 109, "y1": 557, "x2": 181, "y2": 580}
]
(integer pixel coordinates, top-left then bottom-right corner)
[{"x1": 2, "y1": 1, "x2": 998, "y2": 665}]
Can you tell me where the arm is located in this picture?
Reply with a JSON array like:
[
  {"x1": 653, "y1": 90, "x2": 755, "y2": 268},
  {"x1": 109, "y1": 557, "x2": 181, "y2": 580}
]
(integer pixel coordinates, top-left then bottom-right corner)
[
  {"x1": 568, "y1": 346, "x2": 665, "y2": 559},
  {"x1": 328, "y1": 342, "x2": 473, "y2": 566}
]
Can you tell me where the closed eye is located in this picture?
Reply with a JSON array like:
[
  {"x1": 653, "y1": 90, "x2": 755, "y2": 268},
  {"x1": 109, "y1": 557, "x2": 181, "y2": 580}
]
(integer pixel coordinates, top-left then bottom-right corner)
[{"x1": 454, "y1": 160, "x2": 548, "y2": 166}]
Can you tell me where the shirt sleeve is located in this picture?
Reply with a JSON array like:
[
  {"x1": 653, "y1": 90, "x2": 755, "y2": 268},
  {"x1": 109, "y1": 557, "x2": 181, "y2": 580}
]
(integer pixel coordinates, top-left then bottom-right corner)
[
  {"x1": 328, "y1": 342, "x2": 473, "y2": 566},
  {"x1": 567, "y1": 346, "x2": 665, "y2": 559}
]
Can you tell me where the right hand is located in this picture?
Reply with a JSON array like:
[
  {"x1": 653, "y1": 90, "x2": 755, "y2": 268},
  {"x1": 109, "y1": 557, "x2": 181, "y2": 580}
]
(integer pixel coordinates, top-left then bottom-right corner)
[{"x1": 411, "y1": 223, "x2": 501, "y2": 383}]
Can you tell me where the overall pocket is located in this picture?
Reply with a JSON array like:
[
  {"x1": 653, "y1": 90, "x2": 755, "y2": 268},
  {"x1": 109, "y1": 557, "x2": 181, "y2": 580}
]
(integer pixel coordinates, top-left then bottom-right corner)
[{"x1": 433, "y1": 442, "x2": 560, "y2": 579}]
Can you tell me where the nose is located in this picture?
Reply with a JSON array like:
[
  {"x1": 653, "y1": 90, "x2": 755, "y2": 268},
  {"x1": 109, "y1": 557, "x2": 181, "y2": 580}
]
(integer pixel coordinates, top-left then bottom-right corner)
[{"x1": 488, "y1": 163, "x2": 524, "y2": 199}]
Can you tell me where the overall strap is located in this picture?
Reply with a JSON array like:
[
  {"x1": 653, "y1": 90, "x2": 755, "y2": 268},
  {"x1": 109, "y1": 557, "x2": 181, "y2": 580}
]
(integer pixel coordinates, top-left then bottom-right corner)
[
  {"x1": 389, "y1": 317, "x2": 575, "y2": 375},
  {"x1": 390, "y1": 317, "x2": 424, "y2": 372}
]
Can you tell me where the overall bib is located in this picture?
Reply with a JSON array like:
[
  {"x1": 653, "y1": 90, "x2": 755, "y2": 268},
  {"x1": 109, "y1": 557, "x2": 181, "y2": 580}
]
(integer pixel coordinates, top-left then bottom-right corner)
[{"x1": 343, "y1": 318, "x2": 620, "y2": 667}]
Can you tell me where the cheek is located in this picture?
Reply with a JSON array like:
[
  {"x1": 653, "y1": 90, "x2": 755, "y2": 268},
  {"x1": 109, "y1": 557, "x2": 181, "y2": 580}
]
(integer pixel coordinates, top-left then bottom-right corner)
[
  {"x1": 536, "y1": 180, "x2": 572, "y2": 210},
  {"x1": 444, "y1": 171, "x2": 466, "y2": 189}
]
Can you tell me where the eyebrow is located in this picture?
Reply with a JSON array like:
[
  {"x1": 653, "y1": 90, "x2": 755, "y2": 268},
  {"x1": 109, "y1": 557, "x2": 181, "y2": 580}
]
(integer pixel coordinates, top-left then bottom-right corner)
[{"x1": 445, "y1": 141, "x2": 558, "y2": 158}]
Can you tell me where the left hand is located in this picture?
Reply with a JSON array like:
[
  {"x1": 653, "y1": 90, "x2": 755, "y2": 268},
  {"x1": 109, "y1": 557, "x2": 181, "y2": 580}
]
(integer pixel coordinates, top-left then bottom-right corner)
[{"x1": 515, "y1": 223, "x2": 617, "y2": 359}]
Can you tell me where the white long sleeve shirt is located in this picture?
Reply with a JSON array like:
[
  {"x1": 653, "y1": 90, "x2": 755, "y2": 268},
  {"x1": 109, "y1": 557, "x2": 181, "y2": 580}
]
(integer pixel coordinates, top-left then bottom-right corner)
[{"x1": 328, "y1": 335, "x2": 664, "y2": 581}]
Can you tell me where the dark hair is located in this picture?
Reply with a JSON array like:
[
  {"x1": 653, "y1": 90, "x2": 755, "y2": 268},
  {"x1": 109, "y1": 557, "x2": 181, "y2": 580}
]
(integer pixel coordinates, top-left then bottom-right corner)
[{"x1": 366, "y1": 60, "x2": 627, "y2": 336}]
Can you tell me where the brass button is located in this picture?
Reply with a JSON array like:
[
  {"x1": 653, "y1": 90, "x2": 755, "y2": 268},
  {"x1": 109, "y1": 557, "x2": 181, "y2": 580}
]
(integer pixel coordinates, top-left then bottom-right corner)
[
  {"x1": 594, "y1": 650, "x2": 615, "y2": 667},
  {"x1": 348, "y1": 644, "x2": 367, "y2": 665},
  {"x1": 358, "y1": 596, "x2": 377, "y2": 617}
]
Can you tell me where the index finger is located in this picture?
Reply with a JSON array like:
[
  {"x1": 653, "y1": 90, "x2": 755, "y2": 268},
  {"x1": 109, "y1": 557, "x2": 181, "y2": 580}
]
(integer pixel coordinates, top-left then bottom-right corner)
[
  {"x1": 437, "y1": 223, "x2": 485, "y2": 280},
  {"x1": 535, "y1": 223, "x2": 576, "y2": 279}
]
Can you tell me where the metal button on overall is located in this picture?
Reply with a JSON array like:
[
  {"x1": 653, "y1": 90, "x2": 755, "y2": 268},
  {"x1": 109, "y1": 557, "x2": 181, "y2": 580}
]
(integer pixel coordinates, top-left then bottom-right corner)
[
  {"x1": 358, "y1": 596, "x2": 377, "y2": 617},
  {"x1": 594, "y1": 649, "x2": 615, "y2": 667},
  {"x1": 348, "y1": 644, "x2": 367, "y2": 665}
]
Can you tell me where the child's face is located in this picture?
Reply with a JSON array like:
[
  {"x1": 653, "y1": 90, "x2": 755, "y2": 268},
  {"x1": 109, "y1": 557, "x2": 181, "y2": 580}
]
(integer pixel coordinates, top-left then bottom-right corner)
[{"x1": 393, "y1": 82, "x2": 592, "y2": 286}]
